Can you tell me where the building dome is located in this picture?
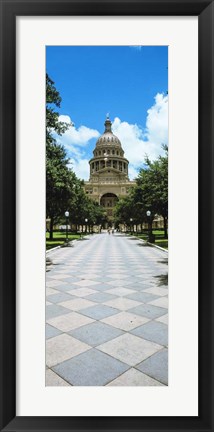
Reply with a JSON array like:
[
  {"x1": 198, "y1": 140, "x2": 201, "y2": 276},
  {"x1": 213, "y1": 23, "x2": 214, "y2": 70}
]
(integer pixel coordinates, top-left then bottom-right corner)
[
  {"x1": 84, "y1": 115, "x2": 136, "y2": 223},
  {"x1": 96, "y1": 118, "x2": 122, "y2": 148}
]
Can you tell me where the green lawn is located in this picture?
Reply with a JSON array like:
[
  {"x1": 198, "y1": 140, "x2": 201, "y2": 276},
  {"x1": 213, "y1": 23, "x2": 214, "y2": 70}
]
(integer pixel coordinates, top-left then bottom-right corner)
[
  {"x1": 135, "y1": 230, "x2": 168, "y2": 250},
  {"x1": 46, "y1": 231, "x2": 86, "y2": 250}
]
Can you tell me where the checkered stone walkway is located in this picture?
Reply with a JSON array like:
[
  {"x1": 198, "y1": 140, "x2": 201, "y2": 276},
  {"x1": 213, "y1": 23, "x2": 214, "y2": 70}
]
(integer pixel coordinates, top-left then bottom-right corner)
[{"x1": 46, "y1": 233, "x2": 168, "y2": 386}]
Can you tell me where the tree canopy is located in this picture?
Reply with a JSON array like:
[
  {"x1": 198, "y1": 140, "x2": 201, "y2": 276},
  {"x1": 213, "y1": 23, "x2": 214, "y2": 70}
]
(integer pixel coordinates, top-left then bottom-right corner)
[
  {"x1": 46, "y1": 74, "x2": 105, "y2": 237},
  {"x1": 114, "y1": 146, "x2": 168, "y2": 237}
]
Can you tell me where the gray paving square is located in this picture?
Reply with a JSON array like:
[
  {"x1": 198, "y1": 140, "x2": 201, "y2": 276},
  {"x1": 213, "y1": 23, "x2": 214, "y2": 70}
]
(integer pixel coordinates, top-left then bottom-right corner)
[
  {"x1": 136, "y1": 348, "x2": 168, "y2": 385},
  {"x1": 47, "y1": 292, "x2": 75, "y2": 304},
  {"x1": 51, "y1": 283, "x2": 77, "y2": 292},
  {"x1": 46, "y1": 304, "x2": 70, "y2": 320},
  {"x1": 129, "y1": 304, "x2": 168, "y2": 319},
  {"x1": 59, "y1": 276, "x2": 87, "y2": 283},
  {"x1": 122, "y1": 283, "x2": 150, "y2": 291},
  {"x1": 53, "y1": 348, "x2": 129, "y2": 386},
  {"x1": 126, "y1": 291, "x2": 159, "y2": 303},
  {"x1": 46, "y1": 324, "x2": 62, "y2": 339},
  {"x1": 131, "y1": 321, "x2": 168, "y2": 346},
  {"x1": 85, "y1": 283, "x2": 113, "y2": 291},
  {"x1": 86, "y1": 292, "x2": 117, "y2": 303},
  {"x1": 69, "y1": 321, "x2": 124, "y2": 346},
  {"x1": 80, "y1": 304, "x2": 119, "y2": 320}
]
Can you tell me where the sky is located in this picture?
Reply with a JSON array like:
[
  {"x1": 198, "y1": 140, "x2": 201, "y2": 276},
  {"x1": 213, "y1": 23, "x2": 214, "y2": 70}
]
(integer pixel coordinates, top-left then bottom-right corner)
[{"x1": 46, "y1": 46, "x2": 168, "y2": 180}]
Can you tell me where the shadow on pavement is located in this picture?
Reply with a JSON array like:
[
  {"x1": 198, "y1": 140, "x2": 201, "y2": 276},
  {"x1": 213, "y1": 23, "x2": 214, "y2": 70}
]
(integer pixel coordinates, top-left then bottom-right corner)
[
  {"x1": 153, "y1": 273, "x2": 168, "y2": 286},
  {"x1": 158, "y1": 259, "x2": 168, "y2": 265}
]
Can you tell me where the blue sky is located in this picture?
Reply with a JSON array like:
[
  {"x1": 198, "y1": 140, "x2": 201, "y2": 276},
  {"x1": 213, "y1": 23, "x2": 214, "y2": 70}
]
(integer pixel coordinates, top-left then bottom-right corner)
[{"x1": 46, "y1": 46, "x2": 168, "y2": 179}]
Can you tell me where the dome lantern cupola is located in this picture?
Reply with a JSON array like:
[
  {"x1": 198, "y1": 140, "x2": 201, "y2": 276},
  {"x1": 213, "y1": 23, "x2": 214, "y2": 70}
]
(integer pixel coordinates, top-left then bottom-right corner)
[{"x1": 104, "y1": 116, "x2": 112, "y2": 133}]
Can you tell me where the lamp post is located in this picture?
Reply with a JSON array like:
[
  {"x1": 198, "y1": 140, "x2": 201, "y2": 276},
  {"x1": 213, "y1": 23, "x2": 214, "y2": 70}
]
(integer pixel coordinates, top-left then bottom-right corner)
[
  {"x1": 85, "y1": 218, "x2": 88, "y2": 233},
  {"x1": 65, "y1": 211, "x2": 69, "y2": 243},
  {"x1": 146, "y1": 210, "x2": 154, "y2": 243},
  {"x1": 130, "y1": 218, "x2": 133, "y2": 235}
]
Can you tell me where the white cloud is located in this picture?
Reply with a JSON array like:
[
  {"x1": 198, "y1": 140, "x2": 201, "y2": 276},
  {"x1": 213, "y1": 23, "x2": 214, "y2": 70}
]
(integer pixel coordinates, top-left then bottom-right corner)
[
  {"x1": 58, "y1": 115, "x2": 100, "y2": 146},
  {"x1": 55, "y1": 94, "x2": 168, "y2": 181},
  {"x1": 112, "y1": 93, "x2": 168, "y2": 179},
  {"x1": 54, "y1": 115, "x2": 100, "y2": 180},
  {"x1": 68, "y1": 158, "x2": 89, "y2": 181}
]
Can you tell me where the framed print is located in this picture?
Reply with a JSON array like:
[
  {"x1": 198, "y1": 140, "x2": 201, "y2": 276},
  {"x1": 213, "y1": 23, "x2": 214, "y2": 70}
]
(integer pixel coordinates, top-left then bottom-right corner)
[{"x1": 0, "y1": 0, "x2": 213, "y2": 431}]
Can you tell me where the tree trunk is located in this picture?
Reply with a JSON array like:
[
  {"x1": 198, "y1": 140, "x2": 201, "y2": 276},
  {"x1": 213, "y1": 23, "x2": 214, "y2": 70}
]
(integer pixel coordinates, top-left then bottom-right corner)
[
  {"x1": 49, "y1": 217, "x2": 54, "y2": 240},
  {"x1": 164, "y1": 217, "x2": 168, "y2": 239}
]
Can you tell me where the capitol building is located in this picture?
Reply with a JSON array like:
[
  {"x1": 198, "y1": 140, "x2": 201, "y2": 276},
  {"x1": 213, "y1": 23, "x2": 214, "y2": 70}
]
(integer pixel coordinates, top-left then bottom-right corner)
[{"x1": 84, "y1": 116, "x2": 136, "y2": 223}]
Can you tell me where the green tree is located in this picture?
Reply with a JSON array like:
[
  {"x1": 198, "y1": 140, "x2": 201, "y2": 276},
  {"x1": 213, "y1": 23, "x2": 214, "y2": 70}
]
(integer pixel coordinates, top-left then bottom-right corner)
[
  {"x1": 136, "y1": 146, "x2": 168, "y2": 237},
  {"x1": 46, "y1": 74, "x2": 74, "y2": 239}
]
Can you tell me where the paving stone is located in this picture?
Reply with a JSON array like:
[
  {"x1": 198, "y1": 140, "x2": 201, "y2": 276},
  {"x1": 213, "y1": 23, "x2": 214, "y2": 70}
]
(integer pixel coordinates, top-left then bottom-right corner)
[
  {"x1": 106, "y1": 279, "x2": 135, "y2": 287},
  {"x1": 129, "y1": 304, "x2": 168, "y2": 319},
  {"x1": 46, "y1": 333, "x2": 91, "y2": 367},
  {"x1": 90, "y1": 283, "x2": 118, "y2": 291},
  {"x1": 47, "y1": 311, "x2": 94, "y2": 332},
  {"x1": 46, "y1": 233, "x2": 168, "y2": 386},
  {"x1": 144, "y1": 287, "x2": 168, "y2": 297},
  {"x1": 58, "y1": 298, "x2": 97, "y2": 311},
  {"x1": 46, "y1": 369, "x2": 70, "y2": 386},
  {"x1": 136, "y1": 348, "x2": 168, "y2": 385},
  {"x1": 66, "y1": 287, "x2": 97, "y2": 297},
  {"x1": 107, "y1": 368, "x2": 164, "y2": 386},
  {"x1": 156, "y1": 314, "x2": 168, "y2": 324},
  {"x1": 46, "y1": 304, "x2": 71, "y2": 320},
  {"x1": 72, "y1": 279, "x2": 100, "y2": 287},
  {"x1": 89, "y1": 276, "x2": 116, "y2": 282},
  {"x1": 46, "y1": 280, "x2": 67, "y2": 288},
  {"x1": 97, "y1": 333, "x2": 162, "y2": 366},
  {"x1": 105, "y1": 287, "x2": 136, "y2": 296},
  {"x1": 80, "y1": 304, "x2": 119, "y2": 320},
  {"x1": 47, "y1": 292, "x2": 75, "y2": 304},
  {"x1": 101, "y1": 311, "x2": 150, "y2": 331},
  {"x1": 48, "y1": 274, "x2": 73, "y2": 280},
  {"x1": 70, "y1": 321, "x2": 124, "y2": 346},
  {"x1": 122, "y1": 283, "x2": 151, "y2": 291},
  {"x1": 58, "y1": 276, "x2": 88, "y2": 283},
  {"x1": 103, "y1": 297, "x2": 141, "y2": 311},
  {"x1": 46, "y1": 324, "x2": 62, "y2": 339},
  {"x1": 131, "y1": 321, "x2": 168, "y2": 346},
  {"x1": 46, "y1": 287, "x2": 60, "y2": 296},
  {"x1": 148, "y1": 297, "x2": 168, "y2": 309},
  {"x1": 53, "y1": 348, "x2": 129, "y2": 386},
  {"x1": 126, "y1": 291, "x2": 159, "y2": 303},
  {"x1": 86, "y1": 292, "x2": 117, "y2": 303},
  {"x1": 52, "y1": 283, "x2": 78, "y2": 293}
]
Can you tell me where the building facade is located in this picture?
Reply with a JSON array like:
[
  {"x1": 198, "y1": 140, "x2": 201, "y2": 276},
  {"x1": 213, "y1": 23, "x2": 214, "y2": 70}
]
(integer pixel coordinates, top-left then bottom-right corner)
[{"x1": 84, "y1": 116, "x2": 136, "y2": 223}]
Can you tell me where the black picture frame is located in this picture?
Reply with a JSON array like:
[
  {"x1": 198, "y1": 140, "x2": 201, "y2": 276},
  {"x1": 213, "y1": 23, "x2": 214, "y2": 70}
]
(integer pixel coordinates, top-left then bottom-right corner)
[{"x1": 0, "y1": 0, "x2": 213, "y2": 431}]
